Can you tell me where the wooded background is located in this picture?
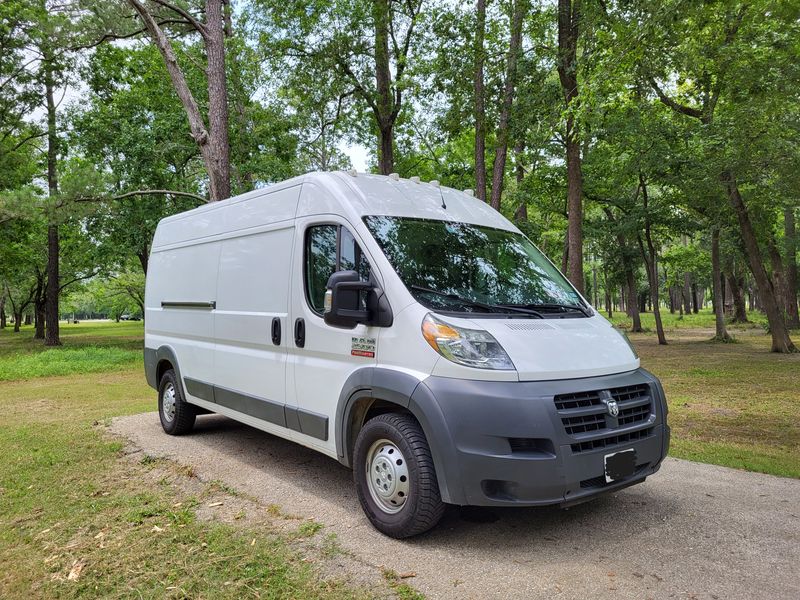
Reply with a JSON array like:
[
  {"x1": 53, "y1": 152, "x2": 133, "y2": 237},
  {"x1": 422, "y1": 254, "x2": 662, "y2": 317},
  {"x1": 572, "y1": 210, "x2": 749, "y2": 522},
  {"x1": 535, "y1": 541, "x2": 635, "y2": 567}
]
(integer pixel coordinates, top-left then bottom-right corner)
[{"x1": 1, "y1": 0, "x2": 798, "y2": 352}]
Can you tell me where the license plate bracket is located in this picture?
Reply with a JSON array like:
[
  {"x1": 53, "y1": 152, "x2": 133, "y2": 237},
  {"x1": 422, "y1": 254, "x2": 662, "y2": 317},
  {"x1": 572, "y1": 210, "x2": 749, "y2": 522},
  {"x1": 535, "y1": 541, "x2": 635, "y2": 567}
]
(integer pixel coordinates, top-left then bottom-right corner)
[{"x1": 604, "y1": 448, "x2": 637, "y2": 483}]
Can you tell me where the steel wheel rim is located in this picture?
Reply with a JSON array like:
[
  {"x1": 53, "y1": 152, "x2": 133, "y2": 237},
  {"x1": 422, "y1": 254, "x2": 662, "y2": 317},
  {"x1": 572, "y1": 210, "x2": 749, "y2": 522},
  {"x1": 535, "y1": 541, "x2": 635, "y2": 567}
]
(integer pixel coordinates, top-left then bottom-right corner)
[
  {"x1": 365, "y1": 438, "x2": 410, "y2": 514},
  {"x1": 162, "y1": 382, "x2": 176, "y2": 423}
]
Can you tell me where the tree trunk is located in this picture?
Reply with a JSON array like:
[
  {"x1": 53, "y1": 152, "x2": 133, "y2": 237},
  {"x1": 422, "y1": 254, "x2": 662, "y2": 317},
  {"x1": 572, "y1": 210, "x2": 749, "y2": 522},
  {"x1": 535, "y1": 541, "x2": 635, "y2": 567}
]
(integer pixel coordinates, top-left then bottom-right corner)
[
  {"x1": 204, "y1": 0, "x2": 232, "y2": 199},
  {"x1": 692, "y1": 282, "x2": 699, "y2": 313},
  {"x1": 784, "y1": 206, "x2": 799, "y2": 328},
  {"x1": 683, "y1": 272, "x2": 692, "y2": 314},
  {"x1": 473, "y1": 0, "x2": 487, "y2": 202},
  {"x1": 34, "y1": 300, "x2": 45, "y2": 340},
  {"x1": 558, "y1": 0, "x2": 584, "y2": 294},
  {"x1": 374, "y1": 0, "x2": 394, "y2": 175},
  {"x1": 44, "y1": 56, "x2": 61, "y2": 347},
  {"x1": 638, "y1": 176, "x2": 666, "y2": 344},
  {"x1": 489, "y1": 0, "x2": 527, "y2": 210},
  {"x1": 711, "y1": 227, "x2": 731, "y2": 342},
  {"x1": 0, "y1": 294, "x2": 5, "y2": 329},
  {"x1": 727, "y1": 272, "x2": 748, "y2": 323},
  {"x1": 14, "y1": 311, "x2": 21, "y2": 332},
  {"x1": 722, "y1": 172, "x2": 795, "y2": 352},
  {"x1": 626, "y1": 267, "x2": 642, "y2": 332}
]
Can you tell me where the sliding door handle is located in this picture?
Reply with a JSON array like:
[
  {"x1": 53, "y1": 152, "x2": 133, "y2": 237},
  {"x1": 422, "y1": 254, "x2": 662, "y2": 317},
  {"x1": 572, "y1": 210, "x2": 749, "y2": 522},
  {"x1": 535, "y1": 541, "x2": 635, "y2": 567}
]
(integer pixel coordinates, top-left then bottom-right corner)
[{"x1": 271, "y1": 317, "x2": 281, "y2": 346}]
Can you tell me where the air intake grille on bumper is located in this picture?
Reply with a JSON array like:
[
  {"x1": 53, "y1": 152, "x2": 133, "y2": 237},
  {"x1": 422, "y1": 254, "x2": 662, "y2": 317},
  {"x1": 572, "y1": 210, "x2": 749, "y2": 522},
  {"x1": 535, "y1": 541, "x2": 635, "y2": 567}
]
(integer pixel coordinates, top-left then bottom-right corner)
[{"x1": 554, "y1": 383, "x2": 655, "y2": 453}]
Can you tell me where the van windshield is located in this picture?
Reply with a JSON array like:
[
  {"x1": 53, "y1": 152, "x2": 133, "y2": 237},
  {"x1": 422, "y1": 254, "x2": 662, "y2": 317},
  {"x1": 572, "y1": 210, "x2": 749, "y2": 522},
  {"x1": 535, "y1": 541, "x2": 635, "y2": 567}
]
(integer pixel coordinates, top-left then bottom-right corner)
[{"x1": 364, "y1": 216, "x2": 586, "y2": 316}]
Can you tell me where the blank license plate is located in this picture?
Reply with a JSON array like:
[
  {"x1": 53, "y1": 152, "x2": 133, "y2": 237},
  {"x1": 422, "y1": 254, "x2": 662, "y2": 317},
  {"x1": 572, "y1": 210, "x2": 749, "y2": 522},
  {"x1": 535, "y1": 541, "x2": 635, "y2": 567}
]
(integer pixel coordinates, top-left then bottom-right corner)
[{"x1": 604, "y1": 448, "x2": 637, "y2": 483}]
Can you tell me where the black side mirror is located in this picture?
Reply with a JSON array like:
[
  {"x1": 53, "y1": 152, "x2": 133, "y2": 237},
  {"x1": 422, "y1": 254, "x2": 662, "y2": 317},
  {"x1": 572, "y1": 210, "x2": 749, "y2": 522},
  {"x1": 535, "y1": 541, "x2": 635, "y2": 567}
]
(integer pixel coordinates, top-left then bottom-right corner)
[{"x1": 323, "y1": 270, "x2": 393, "y2": 328}]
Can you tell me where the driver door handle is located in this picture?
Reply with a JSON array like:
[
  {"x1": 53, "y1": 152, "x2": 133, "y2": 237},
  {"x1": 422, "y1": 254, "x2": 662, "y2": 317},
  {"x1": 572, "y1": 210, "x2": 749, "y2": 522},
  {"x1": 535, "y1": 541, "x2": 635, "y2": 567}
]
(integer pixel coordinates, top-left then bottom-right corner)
[{"x1": 294, "y1": 318, "x2": 305, "y2": 348}]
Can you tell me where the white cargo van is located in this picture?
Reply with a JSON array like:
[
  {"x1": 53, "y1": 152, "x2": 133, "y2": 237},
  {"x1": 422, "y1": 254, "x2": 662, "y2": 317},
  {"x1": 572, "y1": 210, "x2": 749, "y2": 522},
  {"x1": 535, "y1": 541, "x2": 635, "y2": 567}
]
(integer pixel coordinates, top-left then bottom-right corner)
[{"x1": 144, "y1": 171, "x2": 669, "y2": 538}]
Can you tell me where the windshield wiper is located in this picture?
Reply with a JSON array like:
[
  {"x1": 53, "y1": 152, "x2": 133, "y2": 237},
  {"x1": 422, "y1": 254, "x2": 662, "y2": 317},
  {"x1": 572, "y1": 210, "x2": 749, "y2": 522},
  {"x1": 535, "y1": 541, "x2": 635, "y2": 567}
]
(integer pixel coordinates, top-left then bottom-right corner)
[
  {"x1": 410, "y1": 285, "x2": 544, "y2": 318},
  {"x1": 511, "y1": 302, "x2": 592, "y2": 318}
]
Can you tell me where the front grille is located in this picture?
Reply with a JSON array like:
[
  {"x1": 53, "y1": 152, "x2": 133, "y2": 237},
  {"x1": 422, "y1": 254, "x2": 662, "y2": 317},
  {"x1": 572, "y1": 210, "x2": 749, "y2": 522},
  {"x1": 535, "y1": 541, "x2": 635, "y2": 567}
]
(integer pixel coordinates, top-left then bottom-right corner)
[
  {"x1": 554, "y1": 390, "x2": 603, "y2": 410},
  {"x1": 570, "y1": 427, "x2": 653, "y2": 453},
  {"x1": 554, "y1": 383, "x2": 655, "y2": 453},
  {"x1": 579, "y1": 462, "x2": 651, "y2": 489}
]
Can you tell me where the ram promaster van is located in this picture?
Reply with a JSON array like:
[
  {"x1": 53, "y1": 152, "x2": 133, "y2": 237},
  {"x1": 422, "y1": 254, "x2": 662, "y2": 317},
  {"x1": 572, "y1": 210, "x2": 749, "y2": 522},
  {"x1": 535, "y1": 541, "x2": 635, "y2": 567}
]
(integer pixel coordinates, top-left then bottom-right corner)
[{"x1": 144, "y1": 172, "x2": 669, "y2": 538}]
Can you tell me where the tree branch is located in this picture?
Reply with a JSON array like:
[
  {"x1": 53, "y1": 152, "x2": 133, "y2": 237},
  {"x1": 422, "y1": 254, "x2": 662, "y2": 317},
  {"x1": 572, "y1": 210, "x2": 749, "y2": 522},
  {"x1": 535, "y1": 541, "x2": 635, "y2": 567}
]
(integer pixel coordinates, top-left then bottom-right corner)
[
  {"x1": 648, "y1": 77, "x2": 704, "y2": 120},
  {"x1": 151, "y1": 0, "x2": 208, "y2": 38}
]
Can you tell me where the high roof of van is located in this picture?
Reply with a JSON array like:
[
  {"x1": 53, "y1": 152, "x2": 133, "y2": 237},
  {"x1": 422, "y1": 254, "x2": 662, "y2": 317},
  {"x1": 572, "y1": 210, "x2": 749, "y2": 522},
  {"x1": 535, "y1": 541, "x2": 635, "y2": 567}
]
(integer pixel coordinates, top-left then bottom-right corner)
[{"x1": 152, "y1": 172, "x2": 519, "y2": 250}]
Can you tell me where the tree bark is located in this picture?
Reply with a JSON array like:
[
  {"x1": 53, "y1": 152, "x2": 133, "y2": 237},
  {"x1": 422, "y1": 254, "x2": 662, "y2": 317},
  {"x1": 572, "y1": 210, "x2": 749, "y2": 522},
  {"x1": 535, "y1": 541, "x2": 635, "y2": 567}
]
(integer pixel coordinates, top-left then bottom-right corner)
[
  {"x1": 626, "y1": 267, "x2": 642, "y2": 332},
  {"x1": 784, "y1": 206, "x2": 799, "y2": 328},
  {"x1": 204, "y1": 0, "x2": 231, "y2": 198},
  {"x1": 0, "y1": 294, "x2": 6, "y2": 329},
  {"x1": 34, "y1": 299, "x2": 45, "y2": 340},
  {"x1": 374, "y1": 0, "x2": 394, "y2": 175},
  {"x1": 691, "y1": 282, "x2": 699, "y2": 313},
  {"x1": 489, "y1": 0, "x2": 527, "y2": 210},
  {"x1": 44, "y1": 55, "x2": 61, "y2": 347},
  {"x1": 558, "y1": 0, "x2": 584, "y2": 294},
  {"x1": 711, "y1": 227, "x2": 731, "y2": 342},
  {"x1": 473, "y1": 0, "x2": 487, "y2": 202},
  {"x1": 722, "y1": 172, "x2": 796, "y2": 352},
  {"x1": 726, "y1": 271, "x2": 748, "y2": 323}
]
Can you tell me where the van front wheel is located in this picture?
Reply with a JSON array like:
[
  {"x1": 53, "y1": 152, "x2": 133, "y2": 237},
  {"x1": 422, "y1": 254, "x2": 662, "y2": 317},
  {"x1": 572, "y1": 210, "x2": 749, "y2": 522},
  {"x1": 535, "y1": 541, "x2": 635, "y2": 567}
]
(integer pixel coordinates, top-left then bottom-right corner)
[
  {"x1": 353, "y1": 413, "x2": 445, "y2": 538},
  {"x1": 158, "y1": 369, "x2": 196, "y2": 435}
]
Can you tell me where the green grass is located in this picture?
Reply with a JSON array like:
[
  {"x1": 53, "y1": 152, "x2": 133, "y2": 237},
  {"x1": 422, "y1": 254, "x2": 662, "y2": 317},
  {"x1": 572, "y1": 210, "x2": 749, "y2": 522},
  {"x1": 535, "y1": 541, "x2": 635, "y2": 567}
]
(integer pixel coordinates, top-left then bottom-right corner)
[
  {"x1": 0, "y1": 323, "x2": 379, "y2": 598},
  {"x1": 609, "y1": 307, "x2": 769, "y2": 332},
  {"x1": 629, "y1": 328, "x2": 800, "y2": 478},
  {"x1": 0, "y1": 346, "x2": 141, "y2": 381}
]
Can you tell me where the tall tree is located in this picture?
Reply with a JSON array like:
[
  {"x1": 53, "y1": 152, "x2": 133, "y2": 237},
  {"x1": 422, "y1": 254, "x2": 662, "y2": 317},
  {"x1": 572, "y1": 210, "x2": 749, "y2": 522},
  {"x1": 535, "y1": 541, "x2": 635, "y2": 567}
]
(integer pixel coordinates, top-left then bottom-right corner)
[
  {"x1": 488, "y1": 0, "x2": 528, "y2": 210},
  {"x1": 557, "y1": 0, "x2": 584, "y2": 293},
  {"x1": 256, "y1": 0, "x2": 423, "y2": 175},
  {"x1": 473, "y1": 0, "x2": 487, "y2": 202}
]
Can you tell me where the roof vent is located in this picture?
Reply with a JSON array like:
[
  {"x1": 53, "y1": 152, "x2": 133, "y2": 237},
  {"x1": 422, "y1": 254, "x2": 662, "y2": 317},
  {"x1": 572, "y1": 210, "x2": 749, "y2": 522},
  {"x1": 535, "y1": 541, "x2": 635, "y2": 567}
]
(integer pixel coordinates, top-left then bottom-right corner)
[
  {"x1": 346, "y1": 169, "x2": 357, "y2": 177},
  {"x1": 429, "y1": 180, "x2": 440, "y2": 187},
  {"x1": 410, "y1": 176, "x2": 420, "y2": 183},
  {"x1": 463, "y1": 189, "x2": 474, "y2": 196},
  {"x1": 389, "y1": 173, "x2": 400, "y2": 181}
]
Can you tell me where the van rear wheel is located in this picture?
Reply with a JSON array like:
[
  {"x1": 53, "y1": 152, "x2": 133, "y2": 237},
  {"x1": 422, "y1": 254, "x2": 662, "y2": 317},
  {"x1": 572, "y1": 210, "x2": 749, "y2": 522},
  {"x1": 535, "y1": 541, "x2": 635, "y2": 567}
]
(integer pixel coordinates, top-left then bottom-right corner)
[
  {"x1": 353, "y1": 413, "x2": 445, "y2": 538},
  {"x1": 158, "y1": 369, "x2": 196, "y2": 435}
]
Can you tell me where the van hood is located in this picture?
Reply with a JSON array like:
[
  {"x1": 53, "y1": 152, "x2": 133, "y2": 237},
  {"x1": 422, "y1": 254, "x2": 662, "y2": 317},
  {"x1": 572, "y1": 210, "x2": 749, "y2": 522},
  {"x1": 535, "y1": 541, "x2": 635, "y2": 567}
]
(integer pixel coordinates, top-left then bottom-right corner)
[{"x1": 461, "y1": 315, "x2": 639, "y2": 381}]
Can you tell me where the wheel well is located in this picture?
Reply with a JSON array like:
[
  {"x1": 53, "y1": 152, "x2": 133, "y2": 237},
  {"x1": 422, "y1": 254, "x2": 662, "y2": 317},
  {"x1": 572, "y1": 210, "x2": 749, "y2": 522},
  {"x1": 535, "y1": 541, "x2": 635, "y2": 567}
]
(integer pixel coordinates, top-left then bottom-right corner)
[
  {"x1": 346, "y1": 397, "x2": 414, "y2": 466},
  {"x1": 156, "y1": 359, "x2": 173, "y2": 386}
]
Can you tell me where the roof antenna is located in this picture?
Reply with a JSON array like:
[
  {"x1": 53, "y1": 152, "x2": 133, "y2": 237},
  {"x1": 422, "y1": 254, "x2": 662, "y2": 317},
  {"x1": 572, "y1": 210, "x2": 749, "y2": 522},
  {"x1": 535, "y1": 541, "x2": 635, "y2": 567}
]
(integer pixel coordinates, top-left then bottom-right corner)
[{"x1": 435, "y1": 184, "x2": 446, "y2": 210}]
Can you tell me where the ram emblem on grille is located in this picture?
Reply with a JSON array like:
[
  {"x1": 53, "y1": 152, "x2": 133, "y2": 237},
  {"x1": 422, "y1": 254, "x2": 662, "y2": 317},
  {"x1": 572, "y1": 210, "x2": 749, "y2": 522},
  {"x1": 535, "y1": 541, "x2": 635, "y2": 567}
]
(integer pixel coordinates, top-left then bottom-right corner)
[{"x1": 603, "y1": 397, "x2": 620, "y2": 417}]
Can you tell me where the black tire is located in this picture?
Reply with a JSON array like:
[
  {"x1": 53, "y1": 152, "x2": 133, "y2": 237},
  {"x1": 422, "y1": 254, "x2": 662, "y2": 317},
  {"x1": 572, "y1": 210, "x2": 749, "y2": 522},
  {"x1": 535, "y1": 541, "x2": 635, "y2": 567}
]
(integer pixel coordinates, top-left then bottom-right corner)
[
  {"x1": 158, "y1": 369, "x2": 196, "y2": 435},
  {"x1": 353, "y1": 413, "x2": 445, "y2": 538}
]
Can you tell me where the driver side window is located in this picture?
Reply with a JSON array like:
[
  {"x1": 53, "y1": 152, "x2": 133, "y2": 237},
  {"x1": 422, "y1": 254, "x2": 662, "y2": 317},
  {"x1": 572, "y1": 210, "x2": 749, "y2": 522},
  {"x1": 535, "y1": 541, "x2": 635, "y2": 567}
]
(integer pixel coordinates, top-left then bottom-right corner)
[{"x1": 305, "y1": 225, "x2": 371, "y2": 314}]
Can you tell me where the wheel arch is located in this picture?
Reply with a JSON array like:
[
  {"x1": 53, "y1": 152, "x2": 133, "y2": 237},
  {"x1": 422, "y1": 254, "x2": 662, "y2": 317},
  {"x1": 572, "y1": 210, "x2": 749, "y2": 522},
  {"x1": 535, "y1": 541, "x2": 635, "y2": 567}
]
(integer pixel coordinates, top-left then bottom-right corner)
[{"x1": 336, "y1": 367, "x2": 462, "y2": 504}]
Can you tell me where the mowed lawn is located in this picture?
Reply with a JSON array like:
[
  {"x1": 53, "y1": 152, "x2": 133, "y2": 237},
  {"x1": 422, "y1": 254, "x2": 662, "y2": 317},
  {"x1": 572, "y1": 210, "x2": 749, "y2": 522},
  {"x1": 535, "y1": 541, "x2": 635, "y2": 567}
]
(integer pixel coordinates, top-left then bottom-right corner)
[
  {"x1": 0, "y1": 322, "x2": 383, "y2": 599},
  {"x1": 0, "y1": 316, "x2": 798, "y2": 596}
]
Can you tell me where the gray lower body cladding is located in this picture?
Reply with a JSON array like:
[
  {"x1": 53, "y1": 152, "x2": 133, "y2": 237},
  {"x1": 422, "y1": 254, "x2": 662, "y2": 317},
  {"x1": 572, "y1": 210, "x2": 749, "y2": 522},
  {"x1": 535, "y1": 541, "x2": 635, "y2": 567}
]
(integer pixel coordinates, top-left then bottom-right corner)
[{"x1": 409, "y1": 368, "x2": 669, "y2": 507}]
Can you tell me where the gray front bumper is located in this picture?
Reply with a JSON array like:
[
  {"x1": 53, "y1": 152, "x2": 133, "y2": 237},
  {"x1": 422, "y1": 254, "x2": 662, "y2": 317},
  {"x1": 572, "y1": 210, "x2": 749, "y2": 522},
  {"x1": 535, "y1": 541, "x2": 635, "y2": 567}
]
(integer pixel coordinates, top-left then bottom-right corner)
[{"x1": 409, "y1": 368, "x2": 670, "y2": 506}]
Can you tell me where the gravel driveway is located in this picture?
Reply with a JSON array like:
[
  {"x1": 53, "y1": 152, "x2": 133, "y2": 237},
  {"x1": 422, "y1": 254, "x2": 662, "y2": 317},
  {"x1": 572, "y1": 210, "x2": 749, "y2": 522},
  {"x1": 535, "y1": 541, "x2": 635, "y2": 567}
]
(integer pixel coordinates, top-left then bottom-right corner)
[{"x1": 111, "y1": 413, "x2": 800, "y2": 599}]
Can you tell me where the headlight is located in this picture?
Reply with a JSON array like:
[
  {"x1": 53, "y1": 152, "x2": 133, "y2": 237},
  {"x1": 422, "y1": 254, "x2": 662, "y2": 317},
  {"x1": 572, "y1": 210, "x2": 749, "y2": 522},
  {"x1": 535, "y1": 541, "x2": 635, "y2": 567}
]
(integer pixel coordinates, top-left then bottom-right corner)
[
  {"x1": 421, "y1": 313, "x2": 515, "y2": 370},
  {"x1": 614, "y1": 327, "x2": 639, "y2": 359}
]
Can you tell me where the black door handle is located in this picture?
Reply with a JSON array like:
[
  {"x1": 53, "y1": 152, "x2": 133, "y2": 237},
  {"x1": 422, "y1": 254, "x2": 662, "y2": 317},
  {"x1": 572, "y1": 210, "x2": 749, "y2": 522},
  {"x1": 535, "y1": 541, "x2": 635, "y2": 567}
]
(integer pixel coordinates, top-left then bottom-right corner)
[
  {"x1": 271, "y1": 317, "x2": 281, "y2": 346},
  {"x1": 294, "y1": 318, "x2": 305, "y2": 348}
]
